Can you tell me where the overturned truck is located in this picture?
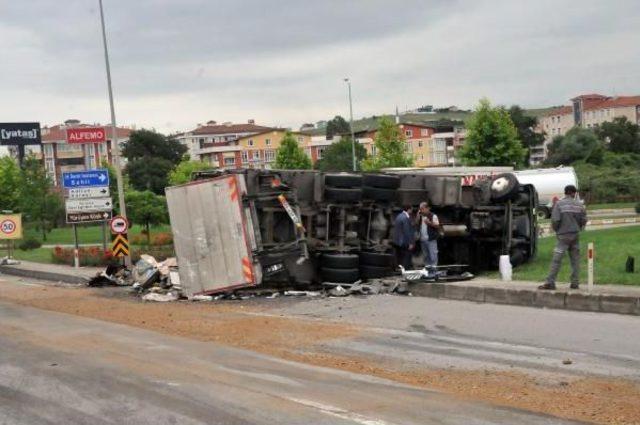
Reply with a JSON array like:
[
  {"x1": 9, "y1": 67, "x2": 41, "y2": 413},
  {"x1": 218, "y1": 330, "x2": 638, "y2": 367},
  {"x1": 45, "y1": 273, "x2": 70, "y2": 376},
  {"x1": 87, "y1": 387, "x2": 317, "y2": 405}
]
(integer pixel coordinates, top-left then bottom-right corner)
[{"x1": 165, "y1": 169, "x2": 538, "y2": 297}]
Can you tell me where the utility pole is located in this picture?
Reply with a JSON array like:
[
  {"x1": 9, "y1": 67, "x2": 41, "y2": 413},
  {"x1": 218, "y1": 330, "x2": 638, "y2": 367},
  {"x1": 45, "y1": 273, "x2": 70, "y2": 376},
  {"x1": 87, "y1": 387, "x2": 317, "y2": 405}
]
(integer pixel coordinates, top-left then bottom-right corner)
[
  {"x1": 99, "y1": 0, "x2": 130, "y2": 266},
  {"x1": 344, "y1": 78, "x2": 357, "y2": 172}
]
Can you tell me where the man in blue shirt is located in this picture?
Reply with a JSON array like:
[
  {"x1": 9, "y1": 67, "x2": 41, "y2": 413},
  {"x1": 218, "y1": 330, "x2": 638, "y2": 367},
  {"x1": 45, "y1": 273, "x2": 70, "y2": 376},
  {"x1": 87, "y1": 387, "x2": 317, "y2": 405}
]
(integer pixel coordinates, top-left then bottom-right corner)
[{"x1": 393, "y1": 205, "x2": 415, "y2": 270}]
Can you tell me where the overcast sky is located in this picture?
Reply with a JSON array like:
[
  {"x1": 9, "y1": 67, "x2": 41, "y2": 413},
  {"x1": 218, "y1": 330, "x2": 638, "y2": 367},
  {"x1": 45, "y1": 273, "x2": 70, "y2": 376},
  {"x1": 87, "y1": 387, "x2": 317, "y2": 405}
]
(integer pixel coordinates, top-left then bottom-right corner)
[{"x1": 1, "y1": 0, "x2": 639, "y2": 134}]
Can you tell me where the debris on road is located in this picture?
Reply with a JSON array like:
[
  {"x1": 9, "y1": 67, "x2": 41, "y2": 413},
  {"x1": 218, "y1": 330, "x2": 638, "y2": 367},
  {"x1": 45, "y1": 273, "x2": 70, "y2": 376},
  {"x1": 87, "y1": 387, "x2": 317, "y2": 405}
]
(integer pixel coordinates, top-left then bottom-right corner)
[
  {"x1": 88, "y1": 264, "x2": 129, "y2": 287},
  {"x1": 142, "y1": 292, "x2": 179, "y2": 302},
  {"x1": 562, "y1": 359, "x2": 573, "y2": 365},
  {"x1": 0, "y1": 257, "x2": 20, "y2": 265}
]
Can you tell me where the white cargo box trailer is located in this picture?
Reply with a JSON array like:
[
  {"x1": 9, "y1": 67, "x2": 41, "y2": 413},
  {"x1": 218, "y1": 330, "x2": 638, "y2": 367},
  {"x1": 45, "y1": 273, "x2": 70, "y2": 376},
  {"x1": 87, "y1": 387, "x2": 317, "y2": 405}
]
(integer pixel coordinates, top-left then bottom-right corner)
[{"x1": 165, "y1": 174, "x2": 261, "y2": 297}]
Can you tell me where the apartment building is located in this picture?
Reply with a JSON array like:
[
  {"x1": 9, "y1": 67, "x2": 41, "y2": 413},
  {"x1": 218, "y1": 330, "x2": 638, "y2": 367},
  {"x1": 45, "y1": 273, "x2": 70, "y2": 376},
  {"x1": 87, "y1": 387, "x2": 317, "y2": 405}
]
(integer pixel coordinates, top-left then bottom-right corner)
[
  {"x1": 34, "y1": 119, "x2": 131, "y2": 186},
  {"x1": 192, "y1": 127, "x2": 311, "y2": 169},
  {"x1": 175, "y1": 120, "x2": 273, "y2": 160},
  {"x1": 536, "y1": 93, "x2": 640, "y2": 164}
]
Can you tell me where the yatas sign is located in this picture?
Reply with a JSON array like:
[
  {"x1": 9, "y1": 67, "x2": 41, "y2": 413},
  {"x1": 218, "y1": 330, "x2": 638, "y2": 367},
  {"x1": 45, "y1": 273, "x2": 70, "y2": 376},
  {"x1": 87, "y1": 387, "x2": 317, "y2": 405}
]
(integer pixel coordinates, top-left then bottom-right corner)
[{"x1": 0, "y1": 122, "x2": 41, "y2": 146}]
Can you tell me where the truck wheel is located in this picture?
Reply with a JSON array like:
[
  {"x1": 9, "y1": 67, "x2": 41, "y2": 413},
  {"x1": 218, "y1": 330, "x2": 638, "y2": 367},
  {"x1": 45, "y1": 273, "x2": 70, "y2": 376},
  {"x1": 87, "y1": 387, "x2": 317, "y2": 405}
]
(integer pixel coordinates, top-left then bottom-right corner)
[
  {"x1": 536, "y1": 206, "x2": 549, "y2": 220},
  {"x1": 359, "y1": 251, "x2": 394, "y2": 267},
  {"x1": 362, "y1": 174, "x2": 400, "y2": 189},
  {"x1": 325, "y1": 187, "x2": 362, "y2": 202},
  {"x1": 397, "y1": 189, "x2": 428, "y2": 205},
  {"x1": 360, "y1": 264, "x2": 393, "y2": 279},
  {"x1": 363, "y1": 186, "x2": 397, "y2": 202},
  {"x1": 321, "y1": 253, "x2": 359, "y2": 269},
  {"x1": 324, "y1": 173, "x2": 362, "y2": 188},
  {"x1": 490, "y1": 173, "x2": 519, "y2": 202},
  {"x1": 321, "y1": 267, "x2": 360, "y2": 283}
]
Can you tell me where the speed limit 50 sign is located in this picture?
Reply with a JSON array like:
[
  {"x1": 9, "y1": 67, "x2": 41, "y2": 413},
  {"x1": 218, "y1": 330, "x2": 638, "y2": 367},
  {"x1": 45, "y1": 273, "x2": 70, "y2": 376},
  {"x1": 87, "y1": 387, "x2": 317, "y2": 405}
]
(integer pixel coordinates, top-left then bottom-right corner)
[{"x1": 0, "y1": 214, "x2": 22, "y2": 240}]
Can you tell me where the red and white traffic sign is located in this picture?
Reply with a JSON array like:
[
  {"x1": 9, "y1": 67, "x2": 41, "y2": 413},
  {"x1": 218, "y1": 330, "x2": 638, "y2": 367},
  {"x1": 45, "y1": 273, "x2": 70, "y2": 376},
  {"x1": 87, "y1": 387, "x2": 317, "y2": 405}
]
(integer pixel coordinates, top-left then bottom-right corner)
[
  {"x1": 0, "y1": 219, "x2": 17, "y2": 235},
  {"x1": 66, "y1": 127, "x2": 106, "y2": 144},
  {"x1": 109, "y1": 215, "x2": 129, "y2": 234}
]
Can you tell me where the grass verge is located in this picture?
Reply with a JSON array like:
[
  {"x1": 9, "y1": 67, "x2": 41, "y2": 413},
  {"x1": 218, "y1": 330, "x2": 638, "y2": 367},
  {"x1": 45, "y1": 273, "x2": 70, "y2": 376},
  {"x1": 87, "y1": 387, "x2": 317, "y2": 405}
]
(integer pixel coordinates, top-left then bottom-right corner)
[
  {"x1": 24, "y1": 224, "x2": 171, "y2": 245},
  {"x1": 507, "y1": 225, "x2": 640, "y2": 285}
]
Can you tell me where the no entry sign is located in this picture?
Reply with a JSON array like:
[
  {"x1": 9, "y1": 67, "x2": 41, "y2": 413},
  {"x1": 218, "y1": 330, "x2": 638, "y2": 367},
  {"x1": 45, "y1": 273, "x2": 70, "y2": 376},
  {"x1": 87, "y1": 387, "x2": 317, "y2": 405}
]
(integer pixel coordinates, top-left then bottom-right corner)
[{"x1": 66, "y1": 127, "x2": 106, "y2": 144}]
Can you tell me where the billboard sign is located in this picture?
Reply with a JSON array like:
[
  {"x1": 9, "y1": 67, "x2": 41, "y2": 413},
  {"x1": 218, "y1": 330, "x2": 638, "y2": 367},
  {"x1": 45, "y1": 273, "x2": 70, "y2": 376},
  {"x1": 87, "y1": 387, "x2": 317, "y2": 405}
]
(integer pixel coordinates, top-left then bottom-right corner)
[
  {"x1": 0, "y1": 122, "x2": 41, "y2": 146},
  {"x1": 66, "y1": 127, "x2": 107, "y2": 144}
]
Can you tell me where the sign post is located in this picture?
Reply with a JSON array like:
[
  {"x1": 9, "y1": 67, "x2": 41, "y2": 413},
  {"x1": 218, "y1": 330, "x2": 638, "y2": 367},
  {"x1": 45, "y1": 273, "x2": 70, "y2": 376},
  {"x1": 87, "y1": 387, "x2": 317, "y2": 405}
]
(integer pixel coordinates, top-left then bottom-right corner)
[
  {"x1": 0, "y1": 214, "x2": 23, "y2": 259},
  {"x1": 587, "y1": 242, "x2": 594, "y2": 293},
  {"x1": 62, "y1": 169, "x2": 113, "y2": 266}
]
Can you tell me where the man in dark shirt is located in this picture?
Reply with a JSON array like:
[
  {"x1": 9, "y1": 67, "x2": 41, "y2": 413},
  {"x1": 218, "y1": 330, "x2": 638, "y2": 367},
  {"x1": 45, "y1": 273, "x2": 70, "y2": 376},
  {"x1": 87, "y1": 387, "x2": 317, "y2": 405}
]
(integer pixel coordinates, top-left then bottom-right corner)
[
  {"x1": 393, "y1": 205, "x2": 415, "y2": 270},
  {"x1": 539, "y1": 185, "x2": 587, "y2": 290}
]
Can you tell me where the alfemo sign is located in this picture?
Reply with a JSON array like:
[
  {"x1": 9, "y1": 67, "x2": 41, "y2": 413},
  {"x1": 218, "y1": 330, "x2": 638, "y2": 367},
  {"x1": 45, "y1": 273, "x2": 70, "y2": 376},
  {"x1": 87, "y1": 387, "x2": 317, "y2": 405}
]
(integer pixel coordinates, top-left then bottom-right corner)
[
  {"x1": 66, "y1": 127, "x2": 107, "y2": 144},
  {"x1": 0, "y1": 122, "x2": 41, "y2": 145}
]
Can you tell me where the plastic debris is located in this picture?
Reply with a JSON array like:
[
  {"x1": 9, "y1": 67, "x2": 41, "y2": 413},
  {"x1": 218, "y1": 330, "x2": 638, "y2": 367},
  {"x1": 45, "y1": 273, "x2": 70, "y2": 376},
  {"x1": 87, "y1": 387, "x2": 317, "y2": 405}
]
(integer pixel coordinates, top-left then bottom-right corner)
[{"x1": 142, "y1": 292, "x2": 179, "y2": 302}]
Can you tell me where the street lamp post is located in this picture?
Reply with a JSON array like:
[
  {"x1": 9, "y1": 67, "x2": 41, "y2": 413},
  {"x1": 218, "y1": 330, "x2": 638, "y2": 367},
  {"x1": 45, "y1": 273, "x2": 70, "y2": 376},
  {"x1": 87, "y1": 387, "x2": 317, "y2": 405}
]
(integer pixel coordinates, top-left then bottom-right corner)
[
  {"x1": 98, "y1": 0, "x2": 130, "y2": 267},
  {"x1": 344, "y1": 78, "x2": 356, "y2": 172}
]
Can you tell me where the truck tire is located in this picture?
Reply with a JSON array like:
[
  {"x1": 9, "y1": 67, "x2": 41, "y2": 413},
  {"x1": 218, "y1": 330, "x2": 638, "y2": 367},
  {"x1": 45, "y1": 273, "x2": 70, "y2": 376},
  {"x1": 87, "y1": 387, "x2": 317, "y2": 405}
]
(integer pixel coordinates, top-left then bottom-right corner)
[
  {"x1": 362, "y1": 174, "x2": 400, "y2": 189},
  {"x1": 360, "y1": 264, "x2": 393, "y2": 279},
  {"x1": 325, "y1": 187, "x2": 362, "y2": 202},
  {"x1": 321, "y1": 267, "x2": 360, "y2": 283},
  {"x1": 536, "y1": 206, "x2": 550, "y2": 220},
  {"x1": 397, "y1": 189, "x2": 427, "y2": 206},
  {"x1": 490, "y1": 173, "x2": 519, "y2": 202},
  {"x1": 363, "y1": 186, "x2": 397, "y2": 202},
  {"x1": 321, "y1": 253, "x2": 359, "y2": 269},
  {"x1": 359, "y1": 251, "x2": 394, "y2": 267},
  {"x1": 324, "y1": 173, "x2": 362, "y2": 188}
]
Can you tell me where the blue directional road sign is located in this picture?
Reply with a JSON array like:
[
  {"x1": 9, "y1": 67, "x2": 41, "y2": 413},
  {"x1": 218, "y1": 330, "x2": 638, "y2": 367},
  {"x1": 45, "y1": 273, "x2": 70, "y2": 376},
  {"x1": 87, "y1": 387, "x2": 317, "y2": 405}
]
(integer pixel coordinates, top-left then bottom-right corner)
[{"x1": 62, "y1": 169, "x2": 110, "y2": 189}]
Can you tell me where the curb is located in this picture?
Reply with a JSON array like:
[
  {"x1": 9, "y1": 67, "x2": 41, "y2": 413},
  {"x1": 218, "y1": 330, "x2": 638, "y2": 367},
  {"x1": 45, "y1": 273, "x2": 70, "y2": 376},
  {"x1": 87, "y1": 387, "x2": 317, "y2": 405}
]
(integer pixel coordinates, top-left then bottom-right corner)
[
  {"x1": 409, "y1": 282, "x2": 640, "y2": 316},
  {"x1": 0, "y1": 265, "x2": 90, "y2": 285}
]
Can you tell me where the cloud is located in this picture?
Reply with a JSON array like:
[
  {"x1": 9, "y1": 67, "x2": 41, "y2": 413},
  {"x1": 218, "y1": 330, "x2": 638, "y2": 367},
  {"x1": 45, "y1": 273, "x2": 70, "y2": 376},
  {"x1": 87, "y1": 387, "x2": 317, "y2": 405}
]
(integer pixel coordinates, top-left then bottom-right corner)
[{"x1": 0, "y1": 0, "x2": 639, "y2": 133}]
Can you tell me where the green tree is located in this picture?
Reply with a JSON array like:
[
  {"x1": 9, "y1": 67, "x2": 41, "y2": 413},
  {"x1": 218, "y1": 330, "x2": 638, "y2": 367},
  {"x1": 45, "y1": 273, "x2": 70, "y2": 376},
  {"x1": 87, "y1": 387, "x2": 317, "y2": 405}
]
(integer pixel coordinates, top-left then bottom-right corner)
[
  {"x1": 544, "y1": 127, "x2": 604, "y2": 166},
  {"x1": 168, "y1": 159, "x2": 212, "y2": 185},
  {"x1": 594, "y1": 116, "x2": 640, "y2": 153},
  {"x1": 458, "y1": 98, "x2": 526, "y2": 167},
  {"x1": 274, "y1": 131, "x2": 312, "y2": 169},
  {"x1": 125, "y1": 190, "x2": 168, "y2": 244},
  {"x1": 18, "y1": 157, "x2": 64, "y2": 241},
  {"x1": 326, "y1": 115, "x2": 350, "y2": 139},
  {"x1": 361, "y1": 117, "x2": 413, "y2": 171},
  {"x1": 0, "y1": 156, "x2": 22, "y2": 212},
  {"x1": 315, "y1": 136, "x2": 367, "y2": 172},
  {"x1": 122, "y1": 129, "x2": 187, "y2": 194},
  {"x1": 508, "y1": 105, "x2": 545, "y2": 164}
]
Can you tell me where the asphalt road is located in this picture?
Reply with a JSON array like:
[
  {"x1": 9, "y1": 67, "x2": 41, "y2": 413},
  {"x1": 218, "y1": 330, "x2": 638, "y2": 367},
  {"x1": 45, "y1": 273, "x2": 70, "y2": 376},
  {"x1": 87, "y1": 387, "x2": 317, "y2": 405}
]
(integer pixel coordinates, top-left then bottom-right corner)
[
  {"x1": 0, "y1": 300, "x2": 577, "y2": 425},
  {"x1": 269, "y1": 295, "x2": 640, "y2": 380}
]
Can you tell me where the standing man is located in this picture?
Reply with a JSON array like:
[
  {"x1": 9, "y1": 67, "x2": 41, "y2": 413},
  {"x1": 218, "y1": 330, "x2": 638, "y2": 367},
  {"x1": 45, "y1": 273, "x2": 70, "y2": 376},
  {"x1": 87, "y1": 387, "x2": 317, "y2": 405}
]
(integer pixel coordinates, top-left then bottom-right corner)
[
  {"x1": 393, "y1": 205, "x2": 415, "y2": 270},
  {"x1": 418, "y1": 201, "x2": 440, "y2": 275},
  {"x1": 539, "y1": 185, "x2": 587, "y2": 290}
]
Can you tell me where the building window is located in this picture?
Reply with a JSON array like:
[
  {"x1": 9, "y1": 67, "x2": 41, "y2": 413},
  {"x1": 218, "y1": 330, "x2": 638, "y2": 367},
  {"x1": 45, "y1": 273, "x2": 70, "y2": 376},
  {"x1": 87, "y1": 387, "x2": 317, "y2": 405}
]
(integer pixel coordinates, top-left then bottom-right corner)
[
  {"x1": 248, "y1": 139, "x2": 254, "y2": 146},
  {"x1": 199, "y1": 138, "x2": 205, "y2": 149},
  {"x1": 317, "y1": 147, "x2": 325, "y2": 159},
  {"x1": 418, "y1": 141, "x2": 423, "y2": 148},
  {"x1": 405, "y1": 129, "x2": 412, "y2": 137},
  {"x1": 241, "y1": 151, "x2": 249, "y2": 163},
  {"x1": 265, "y1": 138, "x2": 271, "y2": 146},
  {"x1": 265, "y1": 150, "x2": 275, "y2": 162},
  {"x1": 224, "y1": 157, "x2": 236, "y2": 166},
  {"x1": 420, "y1": 154, "x2": 424, "y2": 160},
  {"x1": 297, "y1": 136, "x2": 304, "y2": 143},
  {"x1": 44, "y1": 144, "x2": 54, "y2": 157},
  {"x1": 371, "y1": 146, "x2": 377, "y2": 156},
  {"x1": 252, "y1": 151, "x2": 260, "y2": 160},
  {"x1": 420, "y1": 129, "x2": 429, "y2": 136}
]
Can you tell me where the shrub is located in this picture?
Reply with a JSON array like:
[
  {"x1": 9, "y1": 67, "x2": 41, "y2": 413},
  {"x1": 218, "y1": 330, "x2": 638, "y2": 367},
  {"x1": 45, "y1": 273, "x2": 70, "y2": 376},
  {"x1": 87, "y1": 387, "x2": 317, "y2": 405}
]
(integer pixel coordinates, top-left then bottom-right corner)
[
  {"x1": 52, "y1": 246, "x2": 118, "y2": 267},
  {"x1": 19, "y1": 237, "x2": 42, "y2": 251},
  {"x1": 636, "y1": 202, "x2": 640, "y2": 214},
  {"x1": 130, "y1": 231, "x2": 173, "y2": 246}
]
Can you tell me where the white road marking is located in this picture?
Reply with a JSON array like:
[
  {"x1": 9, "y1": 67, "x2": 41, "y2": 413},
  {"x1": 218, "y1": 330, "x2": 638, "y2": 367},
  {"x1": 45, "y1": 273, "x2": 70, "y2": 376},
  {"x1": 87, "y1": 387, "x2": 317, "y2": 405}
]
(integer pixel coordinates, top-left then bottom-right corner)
[{"x1": 287, "y1": 397, "x2": 397, "y2": 425}]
